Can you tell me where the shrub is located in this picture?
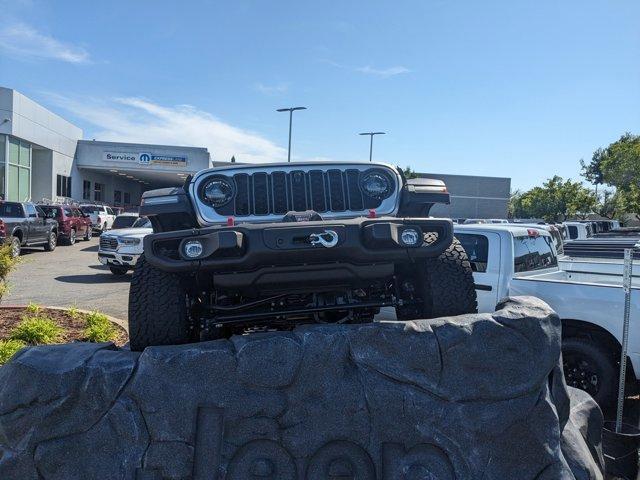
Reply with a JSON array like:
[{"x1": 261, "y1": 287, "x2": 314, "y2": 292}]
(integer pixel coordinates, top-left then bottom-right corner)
[
  {"x1": 83, "y1": 311, "x2": 116, "y2": 343},
  {"x1": 67, "y1": 305, "x2": 80, "y2": 320},
  {"x1": 10, "y1": 316, "x2": 63, "y2": 345},
  {"x1": 0, "y1": 243, "x2": 20, "y2": 302},
  {"x1": 26, "y1": 302, "x2": 42, "y2": 315},
  {"x1": 0, "y1": 339, "x2": 25, "y2": 365}
]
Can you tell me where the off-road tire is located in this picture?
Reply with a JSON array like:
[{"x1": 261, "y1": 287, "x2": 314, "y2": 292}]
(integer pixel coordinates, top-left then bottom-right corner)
[
  {"x1": 562, "y1": 336, "x2": 617, "y2": 408},
  {"x1": 9, "y1": 236, "x2": 20, "y2": 258},
  {"x1": 44, "y1": 231, "x2": 57, "y2": 252},
  {"x1": 109, "y1": 266, "x2": 128, "y2": 275},
  {"x1": 421, "y1": 237, "x2": 477, "y2": 318},
  {"x1": 128, "y1": 255, "x2": 190, "y2": 351}
]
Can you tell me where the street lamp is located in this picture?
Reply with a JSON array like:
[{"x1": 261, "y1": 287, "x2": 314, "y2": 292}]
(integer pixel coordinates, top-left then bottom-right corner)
[
  {"x1": 277, "y1": 106, "x2": 307, "y2": 162},
  {"x1": 359, "y1": 132, "x2": 386, "y2": 162}
]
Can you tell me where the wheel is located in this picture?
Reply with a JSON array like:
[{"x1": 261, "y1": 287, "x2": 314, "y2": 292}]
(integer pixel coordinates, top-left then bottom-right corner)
[
  {"x1": 68, "y1": 229, "x2": 76, "y2": 245},
  {"x1": 103, "y1": 222, "x2": 108, "y2": 231},
  {"x1": 128, "y1": 255, "x2": 191, "y2": 351},
  {"x1": 397, "y1": 237, "x2": 478, "y2": 320},
  {"x1": 9, "y1": 236, "x2": 20, "y2": 258},
  {"x1": 562, "y1": 337, "x2": 617, "y2": 407},
  {"x1": 109, "y1": 266, "x2": 129, "y2": 275},
  {"x1": 43, "y1": 231, "x2": 57, "y2": 252},
  {"x1": 84, "y1": 227, "x2": 92, "y2": 241}
]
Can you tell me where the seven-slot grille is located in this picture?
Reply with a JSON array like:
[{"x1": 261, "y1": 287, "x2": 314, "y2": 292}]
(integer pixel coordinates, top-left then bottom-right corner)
[
  {"x1": 100, "y1": 236, "x2": 118, "y2": 250},
  {"x1": 216, "y1": 169, "x2": 380, "y2": 216}
]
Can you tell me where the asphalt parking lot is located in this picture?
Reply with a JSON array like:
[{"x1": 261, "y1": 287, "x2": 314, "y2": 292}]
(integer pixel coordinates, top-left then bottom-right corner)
[{"x1": 3, "y1": 238, "x2": 130, "y2": 329}]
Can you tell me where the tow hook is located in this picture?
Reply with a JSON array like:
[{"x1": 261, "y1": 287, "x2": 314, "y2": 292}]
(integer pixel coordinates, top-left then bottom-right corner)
[{"x1": 309, "y1": 230, "x2": 339, "y2": 248}]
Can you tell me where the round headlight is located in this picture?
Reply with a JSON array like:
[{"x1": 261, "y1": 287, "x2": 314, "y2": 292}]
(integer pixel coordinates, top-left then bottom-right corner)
[
  {"x1": 360, "y1": 170, "x2": 393, "y2": 200},
  {"x1": 202, "y1": 177, "x2": 234, "y2": 207},
  {"x1": 184, "y1": 240, "x2": 203, "y2": 258}
]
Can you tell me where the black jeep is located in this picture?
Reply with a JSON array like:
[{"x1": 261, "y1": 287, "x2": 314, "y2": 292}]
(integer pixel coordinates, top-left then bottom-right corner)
[{"x1": 129, "y1": 162, "x2": 477, "y2": 351}]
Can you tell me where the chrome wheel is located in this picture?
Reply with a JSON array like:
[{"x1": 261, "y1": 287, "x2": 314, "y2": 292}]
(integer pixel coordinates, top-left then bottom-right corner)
[
  {"x1": 69, "y1": 229, "x2": 76, "y2": 245},
  {"x1": 10, "y1": 237, "x2": 20, "y2": 258}
]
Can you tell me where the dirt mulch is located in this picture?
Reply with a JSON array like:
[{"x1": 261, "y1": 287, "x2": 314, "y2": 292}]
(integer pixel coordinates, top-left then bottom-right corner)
[{"x1": 0, "y1": 307, "x2": 128, "y2": 346}]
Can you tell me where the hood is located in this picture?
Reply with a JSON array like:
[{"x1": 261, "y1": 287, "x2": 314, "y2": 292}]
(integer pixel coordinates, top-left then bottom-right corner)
[{"x1": 106, "y1": 227, "x2": 153, "y2": 238}]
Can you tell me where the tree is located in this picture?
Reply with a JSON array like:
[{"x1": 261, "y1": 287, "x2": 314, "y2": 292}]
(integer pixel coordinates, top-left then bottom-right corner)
[
  {"x1": 585, "y1": 133, "x2": 640, "y2": 220},
  {"x1": 401, "y1": 166, "x2": 419, "y2": 179},
  {"x1": 510, "y1": 176, "x2": 596, "y2": 222}
]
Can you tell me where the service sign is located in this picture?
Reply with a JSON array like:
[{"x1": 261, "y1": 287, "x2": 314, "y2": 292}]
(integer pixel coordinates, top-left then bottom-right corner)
[{"x1": 103, "y1": 151, "x2": 188, "y2": 167}]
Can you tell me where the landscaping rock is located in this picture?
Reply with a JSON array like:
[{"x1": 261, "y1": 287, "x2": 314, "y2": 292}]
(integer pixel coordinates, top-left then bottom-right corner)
[{"x1": 0, "y1": 296, "x2": 605, "y2": 479}]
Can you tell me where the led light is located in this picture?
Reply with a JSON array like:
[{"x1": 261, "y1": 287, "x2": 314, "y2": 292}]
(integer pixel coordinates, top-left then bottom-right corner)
[
  {"x1": 184, "y1": 240, "x2": 203, "y2": 258},
  {"x1": 360, "y1": 170, "x2": 392, "y2": 200},
  {"x1": 118, "y1": 237, "x2": 141, "y2": 246},
  {"x1": 401, "y1": 228, "x2": 420, "y2": 246},
  {"x1": 202, "y1": 177, "x2": 234, "y2": 207}
]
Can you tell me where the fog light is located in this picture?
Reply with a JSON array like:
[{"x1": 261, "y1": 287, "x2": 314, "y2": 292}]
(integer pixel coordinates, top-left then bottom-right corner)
[
  {"x1": 184, "y1": 240, "x2": 203, "y2": 258},
  {"x1": 401, "y1": 228, "x2": 420, "y2": 246}
]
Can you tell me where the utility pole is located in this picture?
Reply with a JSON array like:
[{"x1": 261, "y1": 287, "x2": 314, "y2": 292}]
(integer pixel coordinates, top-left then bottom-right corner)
[
  {"x1": 359, "y1": 132, "x2": 386, "y2": 162},
  {"x1": 277, "y1": 107, "x2": 307, "y2": 162}
]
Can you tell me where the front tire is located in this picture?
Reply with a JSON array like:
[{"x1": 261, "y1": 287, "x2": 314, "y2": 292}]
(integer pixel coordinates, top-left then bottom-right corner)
[
  {"x1": 44, "y1": 231, "x2": 57, "y2": 252},
  {"x1": 9, "y1": 236, "x2": 20, "y2": 258},
  {"x1": 67, "y1": 229, "x2": 76, "y2": 245},
  {"x1": 128, "y1": 255, "x2": 190, "y2": 351},
  {"x1": 397, "y1": 238, "x2": 478, "y2": 320},
  {"x1": 84, "y1": 227, "x2": 92, "y2": 241},
  {"x1": 562, "y1": 337, "x2": 617, "y2": 407},
  {"x1": 109, "y1": 266, "x2": 128, "y2": 275}
]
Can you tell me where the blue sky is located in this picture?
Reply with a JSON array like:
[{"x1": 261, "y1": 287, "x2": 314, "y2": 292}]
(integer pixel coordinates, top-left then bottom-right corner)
[{"x1": 1, "y1": 0, "x2": 639, "y2": 190}]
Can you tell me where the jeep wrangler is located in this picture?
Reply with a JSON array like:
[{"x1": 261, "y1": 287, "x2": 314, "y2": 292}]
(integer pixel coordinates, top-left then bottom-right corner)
[{"x1": 129, "y1": 162, "x2": 477, "y2": 351}]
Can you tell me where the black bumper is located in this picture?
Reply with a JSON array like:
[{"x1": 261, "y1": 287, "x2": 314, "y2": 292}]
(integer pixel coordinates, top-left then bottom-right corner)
[{"x1": 144, "y1": 217, "x2": 453, "y2": 275}]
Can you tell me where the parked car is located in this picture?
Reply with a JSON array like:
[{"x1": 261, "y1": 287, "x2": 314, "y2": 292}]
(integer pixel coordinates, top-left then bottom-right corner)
[
  {"x1": 111, "y1": 213, "x2": 140, "y2": 230},
  {"x1": 0, "y1": 202, "x2": 58, "y2": 257},
  {"x1": 40, "y1": 205, "x2": 92, "y2": 245},
  {"x1": 80, "y1": 204, "x2": 116, "y2": 233},
  {"x1": 127, "y1": 161, "x2": 478, "y2": 351},
  {"x1": 563, "y1": 221, "x2": 594, "y2": 240},
  {"x1": 455, "y1": 223, "x2": 640, "y2": 406},
  {"x1": 98, "y1": 217, "x2": 152, "y2": 275}
]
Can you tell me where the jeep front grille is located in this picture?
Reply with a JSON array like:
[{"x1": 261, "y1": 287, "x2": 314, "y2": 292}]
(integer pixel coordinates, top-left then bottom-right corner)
[{"x1": 217, "y1": 169, "x2": 375, "y2": 217}]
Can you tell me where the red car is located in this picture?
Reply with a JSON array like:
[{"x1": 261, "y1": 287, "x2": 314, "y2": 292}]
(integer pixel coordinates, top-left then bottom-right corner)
[{"x1": 40, "y1": 205, "x2": 93, "y2": 245}]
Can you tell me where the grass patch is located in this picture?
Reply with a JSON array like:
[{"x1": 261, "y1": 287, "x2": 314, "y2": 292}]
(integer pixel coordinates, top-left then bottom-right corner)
[
  {"x1": 83, "y1": 311, "x2": 117, "y2": 343},
  {"x1": 67, "y1": 305, "x2": 80, "y2": 320},
  {"x1": 10, "y1": 316, "x2": 63, "y2": 345},
  {"x1": 26, "y1": 302, "x2": 42, "y2": 315},
  {"x1": 0, "y1": 339, "x2": 25, "y2": 365}
]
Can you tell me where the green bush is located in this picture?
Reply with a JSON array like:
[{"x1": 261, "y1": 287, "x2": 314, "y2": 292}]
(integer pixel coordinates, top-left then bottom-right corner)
[
  {"x1": 26, "y1": 302, "x2": 42, "y2": 315},
  {"x1": 10, "y1": 316, "x2": 63, "y2": 345},
  {"x1": 0, "y1": 243, "x2": 20, "y2": 302},
  {"x1": 67, "y1": 305, "x2": 80, "y2": 320},
  {"x1": 0, "y1": 339, "x2": 25, "y2": 365},
  {"x1": 83, "y1": 311, "x2": 116, "y2": 343}
]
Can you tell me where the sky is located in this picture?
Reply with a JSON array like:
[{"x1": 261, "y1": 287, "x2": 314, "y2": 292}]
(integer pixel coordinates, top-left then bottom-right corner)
[{"x1": 0, "y1": 0, "x2": 639, "y2": 191}]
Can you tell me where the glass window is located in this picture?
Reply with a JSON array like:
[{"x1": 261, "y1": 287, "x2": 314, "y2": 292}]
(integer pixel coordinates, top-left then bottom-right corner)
[
  {"x1": 40, "y1": 206, "x2": 62, "y2": 218},
  {"x1": 83, "y1": 180, "x2": 91, "y2": 200},
  {"x1": 457, "y1": 233, "x2": 489, "y2": 272},
  {"x1": 56, "y1": 175, "x2": 72, "y2": 197},
  {"x1": 513, "y1": 235, "x2": 558, "y2": 273},
  {"x1": 18, "y1": 166, "x2": 30, "y2": 201},
  {"x1": 114, "y1": 190, "x2": 122, "y2": 205},
  {"x1": 35, "y1": 206, "x2": 45, "y2": 217},
  {"x1": 8, "y1": 164, "x2": 18, "y2": 200},
  {"x1": 81, "y1": 206, "x2": 100, "y2": 214},
  {"x1": 8, "y1": 138, "x2": 19, "y2": 164},
  {"x1": 132, "y1": 217, "x2": 151, "y2": 228},
  {"x1": 19, "y1": 141, "x2": 30, "y2": 167},
  {"x1": 63, "y1": 207, "x2": 73, "y2": 217},
  {"x1": 0, "y1": 135, "x2": 5, "y2": 200},
  {"x1": 24, "y1": 203, "x2": 37, "y2": 217},
  {"x1": 124, "y1": 192, "x2": 131, "y2": 204},
  {"x1": 0, "y1": 203, "x2": 24, "y2": 217},
  {"x1": 94, "y1": 183, "x2": 103, "y2": 201},
  {"x1": 106, "y1": 207, "x2": 114, "y2": 215},
  {"x1": 568, "y1": 226, "x2": 578, "y2": 239},
  {"x1": 113, "y1": 215, "x2": 138, "y2": 229}
]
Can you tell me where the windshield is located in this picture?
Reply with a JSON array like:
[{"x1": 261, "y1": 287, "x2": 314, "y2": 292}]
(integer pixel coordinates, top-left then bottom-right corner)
[
  {"x1": 112, "y1": 215, "x2": 138, "y2": 229},
  {"x1": 132, "y1": 217, "x2": 151, "y2": 228}
]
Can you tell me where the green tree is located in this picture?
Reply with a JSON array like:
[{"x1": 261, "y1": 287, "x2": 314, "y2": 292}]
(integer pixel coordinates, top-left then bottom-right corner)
[
  {"x1": 401, "y1": 166, "x2": 419, "y2": 179},
  {"x1": 510, "y1": 176, "x2": 596, "y2": 222},
  {"x1": 585, "y1": 133, "x2": 640, "y2": 220}
]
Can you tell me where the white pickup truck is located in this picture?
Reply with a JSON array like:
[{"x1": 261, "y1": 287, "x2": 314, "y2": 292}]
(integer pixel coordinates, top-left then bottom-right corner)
[{"x1": 454, "y1": 224, "x2": 640, "y2": 407}]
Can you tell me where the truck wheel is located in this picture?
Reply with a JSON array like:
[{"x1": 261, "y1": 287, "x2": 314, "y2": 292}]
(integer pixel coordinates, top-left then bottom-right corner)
[
  {"x1": 128, "y1": 255, "x2": 190, "y2": 351},
  {"x1": 9, "y1": 236, "x2": 20, "y2": 258},
  {"x1": 562, "y1": 337, "x2": 617, "y2": 407},
  {"x1": 109, "y1": 266, "x2": 128, "y2": 275},
  {"x1": 44, "y1": 231, "x2": 57, "y2": 252},
  {"x1": 422, "y1": 237, "x2": 478, "y2": 318}
]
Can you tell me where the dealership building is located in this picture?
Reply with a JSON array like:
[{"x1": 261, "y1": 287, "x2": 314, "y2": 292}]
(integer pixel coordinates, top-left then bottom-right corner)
[{"x1": 0, "y1": 86, "x2": 510, "y2": 218}]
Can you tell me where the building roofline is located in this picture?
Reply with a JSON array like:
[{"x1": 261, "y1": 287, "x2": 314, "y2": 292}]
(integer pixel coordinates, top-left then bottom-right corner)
[
  {"x1": 418, "y1": 172, "x2": 511, "y2": 182},
  {"x1": 77, "y1": 139, "x2": 209, "y2": 153}
]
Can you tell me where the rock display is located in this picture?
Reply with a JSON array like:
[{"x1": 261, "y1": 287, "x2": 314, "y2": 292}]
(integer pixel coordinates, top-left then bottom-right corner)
[{"x1": 0, "y1": 296, "x2": 605, "y2": 479}]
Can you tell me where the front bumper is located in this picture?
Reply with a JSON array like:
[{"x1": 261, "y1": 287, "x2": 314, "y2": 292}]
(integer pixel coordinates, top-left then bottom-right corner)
[
  {"x1": 98, "y1": 250, "x2": 141, "y2": 267},
  {"x1": 143, "y1": 217, "x2": 453, "y2": 274}
]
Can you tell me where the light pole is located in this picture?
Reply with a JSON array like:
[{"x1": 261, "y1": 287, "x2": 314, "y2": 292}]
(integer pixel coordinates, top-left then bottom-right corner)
[
  {"x1": 359, "y1": 132, "x2": 386, "y2": 162},
  {"x1": 277, "y1": 106, "x2": 307, "y2": 162}
]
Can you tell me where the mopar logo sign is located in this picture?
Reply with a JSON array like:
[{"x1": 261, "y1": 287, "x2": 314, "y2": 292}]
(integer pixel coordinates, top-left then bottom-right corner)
[{"x1": 103, "y1": 151, "x2": 188, "y2": 167}]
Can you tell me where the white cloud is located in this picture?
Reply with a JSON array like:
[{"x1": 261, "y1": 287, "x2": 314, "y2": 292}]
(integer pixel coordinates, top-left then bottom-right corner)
[
  {"x1": 46, "y1": 94, "x2": 288, "y2": 164},
  {"x1": 255, "y1": 82, "x2": 290, "y2": 95},
  {"x1": 355, "y1": 65, "x2": 411, "y2": 78},
  {"x1": 0, "y1": 23, "x2": 90, "y2": 64}
]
